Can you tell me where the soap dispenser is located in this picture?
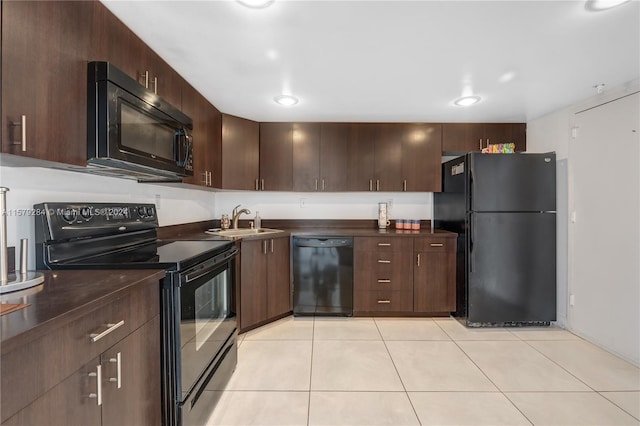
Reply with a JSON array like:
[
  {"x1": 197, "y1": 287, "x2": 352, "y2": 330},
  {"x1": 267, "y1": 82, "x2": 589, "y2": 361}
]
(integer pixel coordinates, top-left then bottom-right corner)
[{"x1": 254, "y1": 211, "x2": 261, "y2": 229}]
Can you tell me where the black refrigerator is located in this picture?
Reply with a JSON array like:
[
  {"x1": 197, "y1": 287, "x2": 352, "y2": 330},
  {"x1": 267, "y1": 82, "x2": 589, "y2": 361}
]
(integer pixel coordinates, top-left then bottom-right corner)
[{"x1": 434, "y1": 152, "x2": 557, "y2": 327}]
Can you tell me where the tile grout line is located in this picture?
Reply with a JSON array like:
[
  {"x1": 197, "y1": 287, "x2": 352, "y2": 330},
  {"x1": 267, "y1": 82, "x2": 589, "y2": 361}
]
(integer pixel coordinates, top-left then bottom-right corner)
[
  {"x1": 306, "y1": 316, "x2": 315, "y2": 426},
  {"x1": 373, "y1": 316, "x2": 423, "y2": 426},
  {"x1": 434, "y1": 319, "x2": 536, "y2": 426}
]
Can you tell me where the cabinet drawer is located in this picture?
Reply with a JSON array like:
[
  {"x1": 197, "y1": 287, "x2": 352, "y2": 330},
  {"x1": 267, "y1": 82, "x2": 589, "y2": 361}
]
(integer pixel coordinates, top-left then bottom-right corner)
[
  {"x1": 354, "y1": 290, "x2": 413, "y2": 313},
  {"x1": 414, "y1": 236, "x2": 455, "y2": 252},
  {"x1": 355, "y1": 237, "x2": 413, "y2": 253},
  {"x1": 1, "y1": 281, "x2": 159, "y2": 422},
  {"x1": 354, "y1": 251, "x2": 413, "y2": 292}
]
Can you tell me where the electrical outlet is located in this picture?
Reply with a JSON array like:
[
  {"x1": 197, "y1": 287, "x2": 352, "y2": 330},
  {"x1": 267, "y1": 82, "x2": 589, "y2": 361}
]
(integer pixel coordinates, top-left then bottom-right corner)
[
  {"x1": 569, "y1": 294, "x2": 575, "y2": 306},
  {"x1": 155, "y1": 194, "x2": 161, "y2": 210},
  {"x1": 299, "y1": 198, "x2": 306, "y2": 208}
]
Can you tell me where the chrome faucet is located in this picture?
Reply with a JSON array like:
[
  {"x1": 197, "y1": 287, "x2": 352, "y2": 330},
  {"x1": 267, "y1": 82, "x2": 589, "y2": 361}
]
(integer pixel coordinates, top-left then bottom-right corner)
[{"x1": 231, "y1": 204, "x2": 251, "y2": 229}]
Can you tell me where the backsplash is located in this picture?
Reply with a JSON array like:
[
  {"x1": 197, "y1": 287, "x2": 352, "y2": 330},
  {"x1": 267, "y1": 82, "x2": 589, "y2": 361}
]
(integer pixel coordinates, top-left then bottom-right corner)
[{"x1": 214, "y1": 191, "x2": 433, "y2": 222}]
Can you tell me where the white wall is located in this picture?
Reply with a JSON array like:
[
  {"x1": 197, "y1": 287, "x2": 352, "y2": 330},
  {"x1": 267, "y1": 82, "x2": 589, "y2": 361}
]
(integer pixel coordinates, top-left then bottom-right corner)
[
  {"x1": 0, "y1": 166, "x2": 215, "y2": 269},
  {"x1": 527, "y1": 80, "x2": 640, "y2": 365},
  {"x1": 214, "y1": 191, "x2": 433, "y2": 222}
]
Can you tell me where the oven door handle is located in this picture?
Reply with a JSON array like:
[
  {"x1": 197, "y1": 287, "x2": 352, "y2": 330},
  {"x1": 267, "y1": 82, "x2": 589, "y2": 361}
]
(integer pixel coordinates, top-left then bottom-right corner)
[{"x1": 184, "y1": 247, "x2": 238, "y2": 283}]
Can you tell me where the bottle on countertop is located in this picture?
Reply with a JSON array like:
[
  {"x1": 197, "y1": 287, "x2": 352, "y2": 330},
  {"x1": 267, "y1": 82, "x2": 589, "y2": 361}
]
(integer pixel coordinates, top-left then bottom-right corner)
[{"x1": 254, "y1": 211, "x2": 261, "y2": 229}]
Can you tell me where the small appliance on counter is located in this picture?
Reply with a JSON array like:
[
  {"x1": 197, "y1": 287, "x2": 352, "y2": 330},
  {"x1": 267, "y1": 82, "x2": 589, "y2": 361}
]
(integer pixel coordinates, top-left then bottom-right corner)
[
  {"x1": 378, "y1": 202, "x2": 390, "y2": 230},
  {"x1": 0, "y1": 187, "x2": 44, "y2": 294}
]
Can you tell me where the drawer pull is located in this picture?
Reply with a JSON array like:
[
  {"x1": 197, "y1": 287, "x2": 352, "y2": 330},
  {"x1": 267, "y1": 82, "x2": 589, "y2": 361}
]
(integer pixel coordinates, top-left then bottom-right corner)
[
  {"x1": 377, "y1": 279, "x2": 391, "y2": 283},
  {"x1": 430, "y1": 243, "x2": 444, "y2": 247},
  {"x1": 88, "y1": 364, "x2": 102, "y2": 406},
  {"x1": 377, "y1": 243, "x2": 391, "y2": 247},
  {"x1": 417, "y1": 254, "x2": 421, "y2": 267},
  {"x1": 377, "y1": 299, "x2": 391, "y2": 304},
  {"x1": 90, "y1": 320, "x2": 125, "y2": 342},
  {"x1": 109, "y1": 352, "x2": 122, "y2": 389},
  {"x1": 377, "y1": 260, "x2": 391, "y2": 264}
]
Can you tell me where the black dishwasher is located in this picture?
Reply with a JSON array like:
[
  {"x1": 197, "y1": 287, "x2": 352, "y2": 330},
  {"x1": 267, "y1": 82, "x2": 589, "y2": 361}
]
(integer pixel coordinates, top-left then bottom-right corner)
[{"x1": 292, "y1": 237, "x2": 353, "y2": 316}]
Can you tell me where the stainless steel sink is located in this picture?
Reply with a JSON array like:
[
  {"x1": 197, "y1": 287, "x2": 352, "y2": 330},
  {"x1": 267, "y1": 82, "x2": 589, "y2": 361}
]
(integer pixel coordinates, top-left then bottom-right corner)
[{"x1": 205, "y1": 228, "x2": 283, "y2": 239}]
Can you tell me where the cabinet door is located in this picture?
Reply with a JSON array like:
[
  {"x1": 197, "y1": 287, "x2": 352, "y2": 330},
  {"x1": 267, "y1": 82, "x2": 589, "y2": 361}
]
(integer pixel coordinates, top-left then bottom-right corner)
[
  {"x1": 319, "y1": 123, "x2": 350, "y2": 191},
  {"x1": 260, "y1": 123, "x2": 293, "y2": 191},
  {"x1": 145, "y1": 51, "x2": 183, "y2": 109},
  {"x1": 442, "y1": 123, "x2": 485, "y2": 153},
  {"x1": 221, "y1": 114, "x2": 260, "y2": 190},
  {"x1": 414, "y1": 238, "x2": 456, "y2": 313},
  {"x1": 182, "y1": 84, "x2": 222, "y2": 187},
  {"x1": 2, "y1": 0, "x2": 92, "y2": 165},
  {"x1": 483, "y1": 123, "x2": 527, "y2": 152},
  {"x1": 374, "y1": 124, "x2": 403, "y2": 191},
  {"x1": 347, "y1": 124, "x2": 376, "y2": 191},
  {"x1": 3, "y1": 358, "x2": 102, "y2": 426},
  {"x1": 267, "y1": 237, "x2": 292, "y2": 318},
  {"x1": 292, "y1": 123, "x2": 321, "y2": 191},
  {"x1": 101, "y1": 316, "x2": 162, "y2": 426},
  {"x1": 402, "y1": 123, "x2": 442, "y2": 192},
  {"x1": 240, "y1": 240, "x2": 268, "y2": 330}
]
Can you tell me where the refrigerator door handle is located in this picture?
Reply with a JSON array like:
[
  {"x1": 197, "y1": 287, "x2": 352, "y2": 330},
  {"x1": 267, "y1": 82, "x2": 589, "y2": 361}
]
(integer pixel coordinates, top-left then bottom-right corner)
[{"x1": 469, "y1": 213, "x2": 475, "y2": 273}]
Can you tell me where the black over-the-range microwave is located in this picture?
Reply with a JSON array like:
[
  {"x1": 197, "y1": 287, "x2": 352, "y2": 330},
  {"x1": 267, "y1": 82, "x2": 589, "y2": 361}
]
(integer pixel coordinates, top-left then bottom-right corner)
[{"x1": 87, "y1": 61, "x2": 194, "y2": 182}]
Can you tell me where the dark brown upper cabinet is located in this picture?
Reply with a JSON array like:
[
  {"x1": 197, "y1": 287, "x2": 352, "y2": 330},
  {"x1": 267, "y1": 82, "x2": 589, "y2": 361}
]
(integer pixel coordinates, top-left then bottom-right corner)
[
  {"x1": 318, "y1": 123, "x2": 350, "y2": 191},
  {"x1": 221, "y1": 114, "x2": 260, "y2": 190},
  {"x1": 259, "y1": 122, "x2": 293, "y2": 191},
  {"x1": 2, "y1": 0, "x2": 94, "y2": 166},
  {"x1": 442, "y1": 123, "x2": 526, "y2": 153},
  {"x1": 292, "y1": 123, "x2": 321, "y2": 191},
  {"x1": 401, "y1": 123, "x2": 442, "y2": 192},
  {"x1": 181, "y1": 82, "x2": 222, "y2": 188}
]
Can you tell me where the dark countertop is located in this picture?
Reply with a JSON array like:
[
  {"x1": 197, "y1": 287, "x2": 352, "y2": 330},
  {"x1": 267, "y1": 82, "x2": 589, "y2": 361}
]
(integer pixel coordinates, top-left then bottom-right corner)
[{"x1": 0, "y1": 269, "x2": 165, "y2": 354}]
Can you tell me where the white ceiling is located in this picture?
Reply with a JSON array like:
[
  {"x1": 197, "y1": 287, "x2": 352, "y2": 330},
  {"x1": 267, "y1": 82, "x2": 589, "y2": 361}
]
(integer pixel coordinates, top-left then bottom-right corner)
[{"x1": 102, "y1": 0, "x2": 639, "y2": 123}]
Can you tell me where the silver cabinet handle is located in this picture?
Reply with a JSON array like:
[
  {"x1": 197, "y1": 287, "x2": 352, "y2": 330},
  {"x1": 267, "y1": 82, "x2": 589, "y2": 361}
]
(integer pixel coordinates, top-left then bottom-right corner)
[
  {"x1": 369, "y1": 179, "x2": 373, "y2": 191},
  {"x1": 255, "y1": 179, "x2": 259, "y2": 191},
  {"x1": 417, "y1": 254, "x2": 421, "y2": 267},
  {"x1": 208, "y1": 171, "x2": 212, "y2": 186},
  {"x1": 377, "y1": 300, "x2": 391, "y2": 304},
  {"x1": 430, "y1": 243, "x2": 444, "y2": 247},
  {"x1": 315, "y1": 179, "x2": 318, "y2": 191},
  {"x1": 403, "y1": 179, "x2": 407, "y2": 192},
  {"x1": 263, "y1": 240, "x2": 268, "y2": 255},
  {"x1": 376, "y1": 179, "x2": 380, "y2": 191},
  {"x1": 201, "y1": 172, "x2": 208, "y2": 186},
  {"x1": 479, "y1": 138, "x2": 483, "y2": 150},
  {"x1": 377, "y1": 259, "x2": 391, "y2": 264},
  {"x1": 88, "y1": 365, "x2": 102, "y2": 406},
  {"x1": 486, "y1": 138, "x2": 490, "y2": 149},
  {"x1": 90, "y1": 320, "x2": 125, "y2": 342},
  {"x1": 152, "y1": 76, "x2": 158, "y2": 94},
  {"x1": 270, "y1": 239, "x2": 274, "y2": 253},
  {"x1": 322, "y1": 179, "x2": 325, "y2": 191},
  {"x1": 139, "y1": 70, "x2": 149, "y2": 88},
  {"x1": 261, "y1": 179, "x2": 265, "y2": 191},
  {"x1": 10, "y1": 115, "x2": 27, "y2": 151},
  {"x1": 108, "y1": 352, "x2": 122, "y2": 389},
  {"x1": 377, "y1": 243, "x2": 391, "y2": 247},
  {"x1": 377, "y1": 279, "x2": 391, "y2": 283}
]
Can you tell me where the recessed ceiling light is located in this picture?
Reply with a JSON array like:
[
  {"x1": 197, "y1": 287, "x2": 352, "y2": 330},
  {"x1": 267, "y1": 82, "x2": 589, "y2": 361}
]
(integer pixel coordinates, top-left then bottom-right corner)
[
  {"x1": 274, "y1": 95, "x2": 299, "y2": 106},
  {"x1": 237, "y1": 0, "x2": 274, "y2": 9},
  {"x1": 585, "y1": 0, "x2": 631, "y2": 11},
  {"x1": 453, "y1": 96, "x2": 481, "y2": 107}
]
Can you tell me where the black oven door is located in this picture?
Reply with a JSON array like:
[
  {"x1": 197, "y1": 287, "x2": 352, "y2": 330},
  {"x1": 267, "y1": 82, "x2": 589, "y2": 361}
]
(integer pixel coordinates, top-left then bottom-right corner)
[{"x1": 173, "y1": 248, "x2": 238, "y2": 425}]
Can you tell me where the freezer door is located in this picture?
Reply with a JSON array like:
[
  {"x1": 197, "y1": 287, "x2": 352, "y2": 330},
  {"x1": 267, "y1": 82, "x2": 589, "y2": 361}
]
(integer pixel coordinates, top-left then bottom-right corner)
[
  {"x1": 469, "y1": 152, "x2": 556, "y2": 212},
  {"x1": 467, "y1": 212, "x2": 556, "y2": 324}
]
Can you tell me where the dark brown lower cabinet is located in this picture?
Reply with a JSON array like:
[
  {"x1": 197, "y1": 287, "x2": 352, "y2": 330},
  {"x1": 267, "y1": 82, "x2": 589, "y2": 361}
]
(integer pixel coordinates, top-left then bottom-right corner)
[
  {"x1": 239, "y1": 236, "x2": 291, "y2": 332},
  {"x1": 353, "y1": 235, "x2": 456, "y2": 315},
  {"x1": 413, "y1": 236, "x2": 456, "y2": 313},
  {"x1": 3, "y1": 316, "x2": 161, "y2": 426}
]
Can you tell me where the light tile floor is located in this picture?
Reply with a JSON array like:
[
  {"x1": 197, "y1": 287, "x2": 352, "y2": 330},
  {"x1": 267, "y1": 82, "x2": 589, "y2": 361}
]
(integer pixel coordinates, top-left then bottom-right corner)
[{"x1": 206, "y1": 316, "x2": 640, "y2": 426}]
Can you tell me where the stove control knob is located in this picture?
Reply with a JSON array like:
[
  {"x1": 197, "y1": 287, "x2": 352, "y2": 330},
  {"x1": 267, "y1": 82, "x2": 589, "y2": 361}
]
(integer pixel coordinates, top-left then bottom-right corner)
[
  {"x1": 61, "y1": 209, "x2": 77, "y2": 223},
  {"x1": 145, "y1": 206, "x2": 155, "y2": 217},
  {"x1": 137, "y1": 206, "x2": 146, "y2": 217},
  {"x1": 80, "y1": 207, "x2": 92, "y2": 220}
]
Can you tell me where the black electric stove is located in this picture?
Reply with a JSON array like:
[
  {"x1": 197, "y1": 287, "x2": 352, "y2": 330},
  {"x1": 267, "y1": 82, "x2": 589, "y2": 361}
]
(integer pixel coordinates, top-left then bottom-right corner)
[{"x1": 34, "y1": 202, "x2": 238, "y2": 426}]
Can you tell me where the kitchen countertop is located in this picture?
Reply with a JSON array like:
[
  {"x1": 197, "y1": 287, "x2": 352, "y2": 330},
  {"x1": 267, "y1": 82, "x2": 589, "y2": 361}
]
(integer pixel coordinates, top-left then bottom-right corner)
[{"x1": 0, "y1": 269, "x2": 165, "y2": 354}]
